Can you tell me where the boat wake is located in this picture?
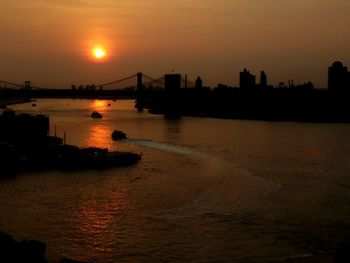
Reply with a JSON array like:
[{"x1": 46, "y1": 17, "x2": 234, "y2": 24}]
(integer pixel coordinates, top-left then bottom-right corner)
[
  {"x1": 126, "y1": 138, "x2": 283, "y2": 194},
  {"x1": 127, "y1": 139, "x2": 201, "y2": 156}
]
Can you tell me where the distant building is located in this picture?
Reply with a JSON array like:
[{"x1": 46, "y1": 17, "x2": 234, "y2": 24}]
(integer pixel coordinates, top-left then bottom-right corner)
[
  {"x1": 260, "y1": 71, "x2": 267, "y2": 88},
  {"x1": 295, "y1": 81, "x2": 314, "y2": 91},
  {"x1": 217, "y1": 84, "x2": 229, "y2": 89},
  {"x1": 328, "y1": 61, "x2": 350, "y2": 92},
  {"x1": 195, "y1": 77, "x2": 203, "y2": 89},
  {"x1": 239, "y1": 69, "x2": 256, "y2": 89}
]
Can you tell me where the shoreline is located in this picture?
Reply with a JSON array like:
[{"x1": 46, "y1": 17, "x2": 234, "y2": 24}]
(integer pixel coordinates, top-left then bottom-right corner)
[{"x1": 0, "y1": 98, "x2": 32, "y2": 108}]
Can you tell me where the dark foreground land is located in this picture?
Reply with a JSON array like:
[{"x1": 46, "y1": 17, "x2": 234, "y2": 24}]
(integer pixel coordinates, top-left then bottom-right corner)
[
  {"x1": 0, "y1": 232, "x2": 89, "y2": 263},
  {"x1": 0, "y1": 98, "x2": 32, "y2": 108},
  {"x1": 1, "y1": 231, "x2": 350, "y2": 263}
]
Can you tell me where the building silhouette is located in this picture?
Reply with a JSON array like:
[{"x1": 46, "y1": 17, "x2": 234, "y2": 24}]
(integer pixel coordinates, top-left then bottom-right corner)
[
  {"x1": 164, "y1": 74, "x2": 181, "y2": 92},
  {"x1": 328, "y1": 61, "x2": 350, "y2": 92},
  {"x1": 195, "y1": 77, "x2": 203, "y2": 89},
  {"x1": 164, "y1": 74, "x2": 182, "y2": 118},
  {"x1": 239, "y1": 69, "x2": 256, "y2": 89},
  {"x1": 260, "y1": 71, "x2": 267, "y2": 88}
]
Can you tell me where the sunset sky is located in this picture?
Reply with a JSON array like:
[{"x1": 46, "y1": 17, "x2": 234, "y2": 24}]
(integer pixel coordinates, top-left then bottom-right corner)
[{"x1": 1, "y1": 0, "x2": 349, "y2": 88}]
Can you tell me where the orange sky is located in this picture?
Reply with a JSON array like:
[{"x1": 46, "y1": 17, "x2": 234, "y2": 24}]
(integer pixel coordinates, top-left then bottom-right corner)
[{"x1": 0, "y1": 0, "x2": 349, "y2": 88}]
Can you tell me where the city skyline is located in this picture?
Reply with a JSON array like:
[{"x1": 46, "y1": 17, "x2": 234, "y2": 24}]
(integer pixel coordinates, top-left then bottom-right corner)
[{"x1": 1, "y1": 0, "x2": 350, "y2": 88}]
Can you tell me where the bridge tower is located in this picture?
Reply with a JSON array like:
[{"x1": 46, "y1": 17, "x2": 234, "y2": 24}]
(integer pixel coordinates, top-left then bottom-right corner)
[{"x1": 136, "y1": 72, "x2": 144, "y2": 111}]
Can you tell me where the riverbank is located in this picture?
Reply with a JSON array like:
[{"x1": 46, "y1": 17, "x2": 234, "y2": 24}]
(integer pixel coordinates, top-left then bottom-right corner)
[{"x1": 0, "y1": 98, "x2": 32, "y2": 108}]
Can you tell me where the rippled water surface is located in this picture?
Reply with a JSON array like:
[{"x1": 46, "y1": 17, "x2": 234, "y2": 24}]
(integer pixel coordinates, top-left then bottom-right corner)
[{"x1": 1, "y1": 99, "x2": 350, "y2": 262}]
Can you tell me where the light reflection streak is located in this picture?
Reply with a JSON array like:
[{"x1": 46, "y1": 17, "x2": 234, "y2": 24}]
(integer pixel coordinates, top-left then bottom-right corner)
[
  {"x1": 86, "y1": 124, "x2": 113, "y2": 149},
  {"x1": 87, "y1": 100, "x2": 114, "y2": 149},
  {"x1": 69, "y1": 188, "x2": 130, "y2": 261}
]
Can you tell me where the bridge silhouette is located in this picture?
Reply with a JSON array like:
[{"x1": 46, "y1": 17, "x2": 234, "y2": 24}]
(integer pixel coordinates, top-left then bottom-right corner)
[
  {"x1": 0, "y1": 72, "x2": 196, "y2": 91},
  {"x1": 0, "y1": 73, "x2": 197, "y2": 112}
]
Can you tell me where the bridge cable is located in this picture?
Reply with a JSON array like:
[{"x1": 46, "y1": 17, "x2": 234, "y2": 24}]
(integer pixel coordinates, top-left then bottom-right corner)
[
  {"x1": 142, "y1": 74, "x2": 165, "y2": 85},
  {"x1": 97, "y1": 74, "x2": 137, "y2": 88}
]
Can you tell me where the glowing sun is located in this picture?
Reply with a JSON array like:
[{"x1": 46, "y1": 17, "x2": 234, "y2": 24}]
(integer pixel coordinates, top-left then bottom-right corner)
[{"x1": 92, "y1": 46, "x2": 106, "y2": 59}]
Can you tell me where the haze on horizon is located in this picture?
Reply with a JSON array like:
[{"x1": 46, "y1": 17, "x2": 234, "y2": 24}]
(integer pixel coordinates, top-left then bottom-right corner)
[{"x1": 0, "y1": 0, "x2": 349, "y2": 89}]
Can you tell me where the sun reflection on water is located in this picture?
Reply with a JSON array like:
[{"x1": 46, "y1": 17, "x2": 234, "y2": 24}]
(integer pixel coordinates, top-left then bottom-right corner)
[
  {"x1": 91, "y1": 100, "x2": 111, "y2": 114},
  {"x1": 87, "y1": 124, "x2": 113, "y2": 149},
  {"x1": 93, "y1": 100, "x2": 106, "y2": 109}
]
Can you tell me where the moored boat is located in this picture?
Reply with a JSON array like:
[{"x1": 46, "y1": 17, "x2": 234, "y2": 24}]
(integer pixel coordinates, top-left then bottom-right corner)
[
  {"x1": 111, "y1": 130, "x2": 127, "y2": 140},
  {"x1": 90, "y1": 111, "x2": 102, "y2": 118}
]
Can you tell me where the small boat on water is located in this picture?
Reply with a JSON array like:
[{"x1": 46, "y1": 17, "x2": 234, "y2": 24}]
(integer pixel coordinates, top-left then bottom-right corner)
[
  {"x1": 112, "y1": 130, "x2": 127, "y2": 140},
  {"x1": 90, "y1": 111, "x2": 102, "y2": 118}
]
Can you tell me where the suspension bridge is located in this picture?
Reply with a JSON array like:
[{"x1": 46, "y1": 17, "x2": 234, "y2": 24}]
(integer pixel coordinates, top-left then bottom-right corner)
[{"x1": 0, "y1": 72, "x2": 196, "y2": 91}]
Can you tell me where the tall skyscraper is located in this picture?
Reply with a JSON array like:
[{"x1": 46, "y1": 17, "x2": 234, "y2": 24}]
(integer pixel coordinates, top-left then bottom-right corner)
[
  {"x1": 195, "y1": 77, "x2": 203, "y2": 89},
  {"x1": 239, "y1": 69, "x2": 256, "y2": 89},
  {"x1": 328, "y1": 61, "x2": 349, "y2": 92},
  {"x1": 260, "y1": 71, "x2": 267, "y2": 88}
]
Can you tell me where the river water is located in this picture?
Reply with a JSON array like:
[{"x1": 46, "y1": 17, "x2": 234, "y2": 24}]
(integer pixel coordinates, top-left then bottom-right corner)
[{"x1": 1, "y1": 99, "x2": 350, "y2": 262}]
